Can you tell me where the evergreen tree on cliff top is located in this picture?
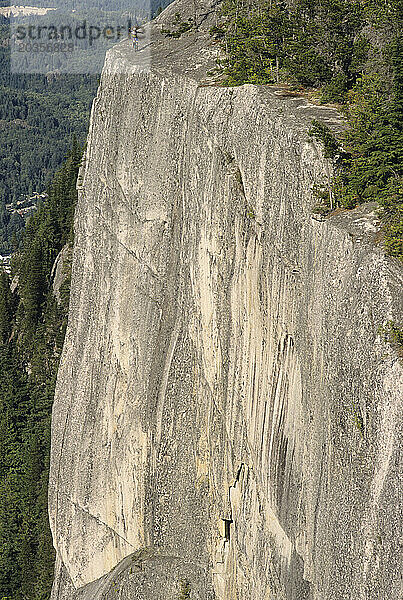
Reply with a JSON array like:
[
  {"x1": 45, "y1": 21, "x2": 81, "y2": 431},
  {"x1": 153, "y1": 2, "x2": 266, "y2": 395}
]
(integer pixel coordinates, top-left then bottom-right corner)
[{"x1": 217, "y1": 0, "x2": 402, "y2": 258}]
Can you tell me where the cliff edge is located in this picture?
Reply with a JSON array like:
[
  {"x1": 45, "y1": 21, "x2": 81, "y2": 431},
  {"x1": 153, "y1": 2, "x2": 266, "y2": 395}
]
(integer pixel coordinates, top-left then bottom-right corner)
[{"x1": 49, "y1": 1, "x2": 403, "y2": 598}]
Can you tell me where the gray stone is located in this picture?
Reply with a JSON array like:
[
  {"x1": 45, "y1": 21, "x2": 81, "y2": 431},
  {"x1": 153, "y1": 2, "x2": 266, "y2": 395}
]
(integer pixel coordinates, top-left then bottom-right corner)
[
  {"x1": 51, "y1": 244, "x2": 72, "y2": 304},
  {"x1": 49, "y1": 1, "x2": 403, "y2": 599}
]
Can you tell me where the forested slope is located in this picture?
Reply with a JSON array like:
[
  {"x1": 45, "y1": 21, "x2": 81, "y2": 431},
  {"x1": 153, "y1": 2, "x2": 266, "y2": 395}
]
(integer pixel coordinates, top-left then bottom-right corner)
[
  {"x1": 0, "y1": 146, "x2": 81, "y2": 600},
  {"x1": 0, "y1": 20, "x2": 97, "y2": 253}
]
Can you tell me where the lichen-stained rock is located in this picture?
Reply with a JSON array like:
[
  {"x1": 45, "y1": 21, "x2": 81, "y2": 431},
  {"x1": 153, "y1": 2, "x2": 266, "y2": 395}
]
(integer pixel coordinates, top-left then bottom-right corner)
[{"x1": 49, "y1": 1, "x2": 403, "y2": 599}]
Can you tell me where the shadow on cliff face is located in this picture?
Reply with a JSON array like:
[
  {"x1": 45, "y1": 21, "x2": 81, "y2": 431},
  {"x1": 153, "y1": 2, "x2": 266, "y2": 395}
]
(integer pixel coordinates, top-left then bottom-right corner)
[{"x1": 285, "y1": 553, "x2": 312, "y2": 600}]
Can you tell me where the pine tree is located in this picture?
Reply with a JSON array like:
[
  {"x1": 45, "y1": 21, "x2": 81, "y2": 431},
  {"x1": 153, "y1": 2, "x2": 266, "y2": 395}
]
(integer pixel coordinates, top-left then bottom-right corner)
[{"x1": 0, "y1": 271, "x2": 13, "y2": 344}]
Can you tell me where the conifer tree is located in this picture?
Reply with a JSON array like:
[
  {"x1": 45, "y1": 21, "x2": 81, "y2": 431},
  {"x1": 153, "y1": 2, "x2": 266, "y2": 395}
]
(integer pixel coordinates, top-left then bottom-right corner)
[{"x1": 0, "y1": 271, "x2": 12, "y2": 344}]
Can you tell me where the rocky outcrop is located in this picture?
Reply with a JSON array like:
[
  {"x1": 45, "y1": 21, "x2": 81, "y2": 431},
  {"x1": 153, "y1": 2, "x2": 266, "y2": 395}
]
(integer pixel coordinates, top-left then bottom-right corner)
[
  {"x1": 51, "y1": 244, "x2": 72, "y2": 304},
  {"x1": 49, "y1": 1, "x2": 403, "y2": 598}
]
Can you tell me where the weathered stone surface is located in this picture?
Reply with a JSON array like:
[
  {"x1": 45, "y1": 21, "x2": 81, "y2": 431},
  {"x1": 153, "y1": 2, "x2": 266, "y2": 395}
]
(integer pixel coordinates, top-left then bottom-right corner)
[
  {"x1": 51, "y1": 548, "x2": 214, "y2": 600},
  {"x1": 49, "y1": 1, "x2": 403, "y2": 598},
  {"x1": 51, "y1": 244, "x2": 72, "y2": 304}
]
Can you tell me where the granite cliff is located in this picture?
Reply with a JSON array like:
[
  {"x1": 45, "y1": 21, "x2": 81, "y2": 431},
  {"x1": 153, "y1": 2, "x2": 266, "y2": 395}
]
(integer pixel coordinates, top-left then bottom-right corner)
[{"x1": 48, "y1": 1, "x2": 403, "y2": 598}]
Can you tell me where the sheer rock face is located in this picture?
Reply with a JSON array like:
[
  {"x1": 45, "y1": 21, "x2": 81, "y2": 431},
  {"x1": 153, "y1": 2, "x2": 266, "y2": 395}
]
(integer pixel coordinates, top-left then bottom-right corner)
[{"x1": 49, "y1": 1, "x2": 402, "y2": 599}]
